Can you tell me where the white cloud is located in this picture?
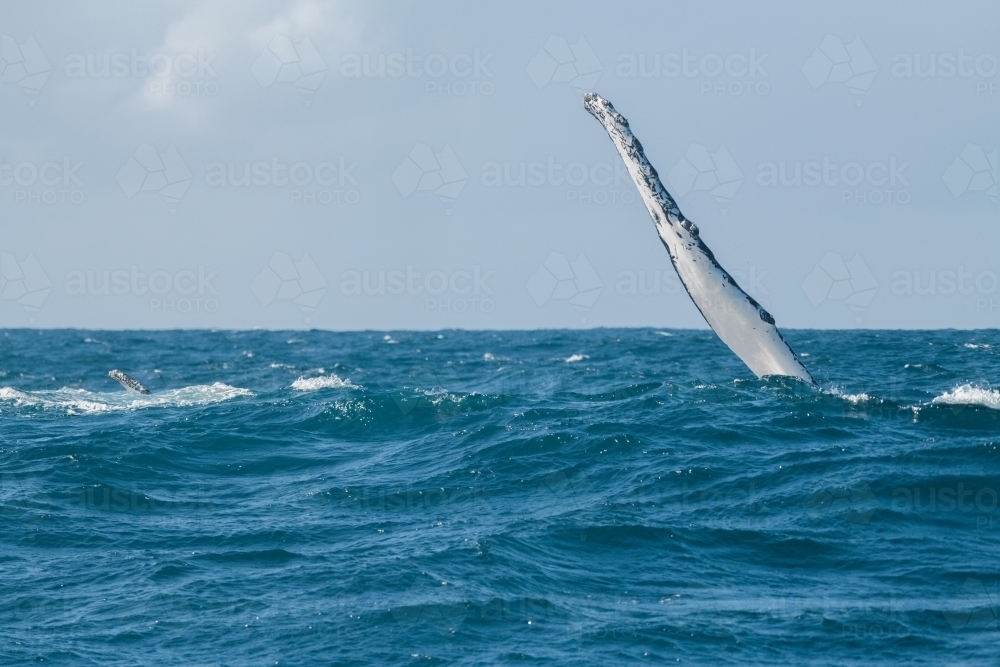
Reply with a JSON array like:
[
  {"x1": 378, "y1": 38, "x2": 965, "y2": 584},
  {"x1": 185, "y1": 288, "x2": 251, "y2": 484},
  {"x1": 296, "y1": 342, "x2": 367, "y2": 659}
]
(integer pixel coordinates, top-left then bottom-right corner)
[{"x1": 134, "y1": 0, "x2": 363, "y2": 113}]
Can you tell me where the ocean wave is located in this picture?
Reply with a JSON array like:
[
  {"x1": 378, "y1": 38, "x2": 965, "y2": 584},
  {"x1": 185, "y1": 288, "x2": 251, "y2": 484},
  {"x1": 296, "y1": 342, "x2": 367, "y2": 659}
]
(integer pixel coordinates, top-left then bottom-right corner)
[
  {"x1": 826, "y1": 387, "x2": 874, "y2": 405},
  {"x1": 564, "y1": 354, "x2": 588, "y2": 363},
  {"x1": 931, "y1": 384, "x2": 1000, "y2": 410},
  {"x1": 2, "y1": 328, "x2": 998, "y2": 666},
  {"x1": 0, "y1": 383, "x2": 252, "y2": 415},
  {"x1": 291, "y1": 374, "x2": 359, "y2": 391}
]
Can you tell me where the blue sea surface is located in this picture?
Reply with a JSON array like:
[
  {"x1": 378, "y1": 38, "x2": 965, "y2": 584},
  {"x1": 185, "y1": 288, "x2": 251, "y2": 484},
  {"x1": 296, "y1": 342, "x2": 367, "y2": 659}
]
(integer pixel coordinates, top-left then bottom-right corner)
[{"x1": 1, "y1": 328, "x2": 998, "y2": 665}]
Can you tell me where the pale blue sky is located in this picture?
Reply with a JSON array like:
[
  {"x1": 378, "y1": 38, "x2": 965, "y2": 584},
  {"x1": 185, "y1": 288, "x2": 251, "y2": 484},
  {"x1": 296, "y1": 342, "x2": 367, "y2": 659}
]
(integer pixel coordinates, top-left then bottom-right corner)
[{"x1": 1, "y1": 0, "x2": 997, "y2": 330}]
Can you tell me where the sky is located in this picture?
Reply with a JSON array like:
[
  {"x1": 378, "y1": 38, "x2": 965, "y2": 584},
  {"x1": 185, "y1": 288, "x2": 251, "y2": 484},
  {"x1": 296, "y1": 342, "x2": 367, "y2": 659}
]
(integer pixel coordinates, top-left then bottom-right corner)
[{"x1": 1, "y1": 0, "x2": 997, "y2": 330}]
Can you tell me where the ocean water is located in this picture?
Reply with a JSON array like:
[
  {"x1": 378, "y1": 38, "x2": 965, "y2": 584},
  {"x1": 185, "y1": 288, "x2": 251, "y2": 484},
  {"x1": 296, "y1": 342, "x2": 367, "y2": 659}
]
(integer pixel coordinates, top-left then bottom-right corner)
[{"x1": 1, "y1": 328, "x2": 998, "y2": 666}]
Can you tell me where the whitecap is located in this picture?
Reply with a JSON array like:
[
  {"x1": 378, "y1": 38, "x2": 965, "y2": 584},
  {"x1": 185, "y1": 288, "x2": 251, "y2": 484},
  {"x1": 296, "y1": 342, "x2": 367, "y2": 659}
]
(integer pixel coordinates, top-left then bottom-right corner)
[
  {"x1": 0, "y1": 383, "x2": 253, "y2": 415},
  {"x1": 931, "y1": 384, "x2": 1000, "y2": 410},
  {"x1": 564, "y1": 354, "x2": 588, "y2": 363},
  {"x1": 291, "y1": 374, "x2": 359, "y2": 391},
  {"x1": 654, "y1": 331, "x2": 673, "y2": 337},
  {"x1": 826, "y1": 387, "x2": 873, "y2": 405},
  {"x1": 964, "y1": 343, "x2": 991, "y2": 350}
]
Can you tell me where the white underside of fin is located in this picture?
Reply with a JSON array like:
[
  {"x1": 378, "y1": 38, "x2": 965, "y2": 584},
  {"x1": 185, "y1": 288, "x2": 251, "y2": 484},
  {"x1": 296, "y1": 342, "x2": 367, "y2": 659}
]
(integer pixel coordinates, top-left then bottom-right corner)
[{"x1": 584, "y1": 93, "x2": 813, "y2": 382}]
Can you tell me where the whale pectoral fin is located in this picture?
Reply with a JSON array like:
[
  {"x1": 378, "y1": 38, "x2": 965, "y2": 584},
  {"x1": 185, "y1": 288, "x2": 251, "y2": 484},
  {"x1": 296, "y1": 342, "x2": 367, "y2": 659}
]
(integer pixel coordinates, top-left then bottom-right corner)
[
  {"x1": 583, "y1": 93, "x2": 814, "y2": 384},
  {"x1": 108, "y1": 369, "x2": 152, "y2": 394}
]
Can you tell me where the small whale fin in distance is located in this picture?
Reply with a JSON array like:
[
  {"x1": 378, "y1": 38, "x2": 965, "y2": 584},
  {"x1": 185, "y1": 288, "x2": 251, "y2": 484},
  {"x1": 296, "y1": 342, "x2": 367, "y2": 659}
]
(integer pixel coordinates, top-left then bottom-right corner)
[{"x1": 108, "y1": 369, "x2": 152, "y2": 394}]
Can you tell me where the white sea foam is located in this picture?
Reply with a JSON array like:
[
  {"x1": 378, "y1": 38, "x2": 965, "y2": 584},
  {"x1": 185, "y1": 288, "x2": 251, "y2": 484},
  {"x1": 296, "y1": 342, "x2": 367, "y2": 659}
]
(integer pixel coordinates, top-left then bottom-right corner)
[
  {"x1": 826, "y1": 387, "x2": 873, "y2": 404},
  {"x1": 931, "y1": 384, "x2": 1000, "y2": 410},
  {"x1": 564, "y1": 354, "x2": 588, "y2": 363},
  {"x1": 654, "y1": 331, "x2": 673, "y2": 337},
  {"x1": 406, "y1": 386, "x2": 463, "y2": 407},
  {"x1": 0, "y1": 383, "x2": 253, "y2": 415},
  {"x1": 291, "y1": 374, "x2": 359, "y2": 391},
  {"x1": 964, "y1": 343, "x2": 992, "y2": 350}
]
